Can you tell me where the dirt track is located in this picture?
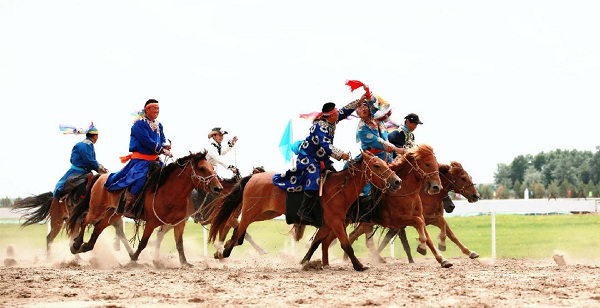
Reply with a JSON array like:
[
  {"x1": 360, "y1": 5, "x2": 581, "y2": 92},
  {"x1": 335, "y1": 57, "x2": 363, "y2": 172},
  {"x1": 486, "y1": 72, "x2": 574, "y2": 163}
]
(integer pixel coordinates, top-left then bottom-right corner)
[{"x1": 1, "y1": 241, "x2": 600, "y2": 308}]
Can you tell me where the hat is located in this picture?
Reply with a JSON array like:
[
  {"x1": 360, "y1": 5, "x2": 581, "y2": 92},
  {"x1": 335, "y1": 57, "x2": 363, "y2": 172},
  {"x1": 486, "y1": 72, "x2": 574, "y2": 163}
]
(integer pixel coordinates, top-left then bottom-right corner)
[
  {"x1": 145, "y1": 99, "x2": 159, "y2": 107},
  {"x1": 404, "y1": 113, "x2": 423, "y2": 124},
  {"x1": 86, "y1": 122, "x2": 99, "y2": 135},
  {"x1": 374, "y1": 104, "x2": 392, "y2": 121},
  {"x1": 208, "y1": 127, "x2": 228, "y2": 138},
  {"x1": 322, "y1": 102, "x2": 336, "y2": 113}
]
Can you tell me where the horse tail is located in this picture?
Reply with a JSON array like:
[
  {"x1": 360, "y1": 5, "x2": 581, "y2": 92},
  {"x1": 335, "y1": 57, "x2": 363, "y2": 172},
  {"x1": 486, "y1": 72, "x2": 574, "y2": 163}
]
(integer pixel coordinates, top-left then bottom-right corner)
[
  {"x1": 290, "y1": 223, "x2": 306, "y2": 242},
  {"x1": 11, "y1": 192, "x2": 53, "y2": 227},
  {"x1": 208, "y1": 174, "x2": 252, "y2": 243},
  {"x1": 66, "y1": 174, "x2": 101, "y2": 235}
]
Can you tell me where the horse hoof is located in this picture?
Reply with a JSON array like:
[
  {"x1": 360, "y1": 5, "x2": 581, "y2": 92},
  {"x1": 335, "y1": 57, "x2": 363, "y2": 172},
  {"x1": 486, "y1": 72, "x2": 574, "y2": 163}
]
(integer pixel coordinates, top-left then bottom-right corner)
[
  {"x1": 213, "y1": 252, "x2": 224, "y2": 259},
  {"x1": 441, "y1": 260, "x2": 453, "y2": 268},
  {"x1": 438, "y1": 244, "x2": 446, "y2": 251},
  {"x1": 469, "y1": 252, "x2": 480, "y2": 259},
  {"x1": 417, "y1": 247, "x2": 427, "y2": 255},
  {"x1": 258, "y1": 249, "x2": 268, "y2": 255},
  {"x1": 181, "y1": 262, "x2": 194, "y2": 268},
  {"x1": 354, "y1": 266, "x2": 369, "y2": 271}
]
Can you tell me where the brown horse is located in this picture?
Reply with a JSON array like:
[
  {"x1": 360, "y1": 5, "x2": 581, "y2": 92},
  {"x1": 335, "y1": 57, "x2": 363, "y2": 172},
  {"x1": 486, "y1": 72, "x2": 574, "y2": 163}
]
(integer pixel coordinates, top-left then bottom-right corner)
[
  {"x1": 209, "y1": 150, "x2": 402, "y2": 271},
  {"x1": 12, "y1": 188, "x2": 133, "y2": 258},
  {"x1": 305, "y1": 144, "x2": 451, "y2": 267},
  {"x1": 66, "y1": 151, "x2": 222, "y2": 267},
  {"x1": 376, "y1": 161, "x2": 480, "y2": 262},
  {"x1": 348, "y1": 160, "x2": 480, "y2": 263},
  {"x1": 153, "y1": 171, "x2": 266, "y2": 264}
]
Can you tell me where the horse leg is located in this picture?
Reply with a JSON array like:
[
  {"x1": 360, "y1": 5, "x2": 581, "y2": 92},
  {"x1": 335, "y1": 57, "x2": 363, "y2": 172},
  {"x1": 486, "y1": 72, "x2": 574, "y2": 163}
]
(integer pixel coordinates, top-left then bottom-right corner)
[
  {"x1": 344, "y1": 223, "x2": 366, "y2": 261},
  {"x1": 415, "y1": 217, "x2": 451, "y2": 268},
  {"x1": 244, "y1": 233, "x2": 267, "y2": 255},
  {"x1": 154, "y1": 225, "x2": 172, "y2": 263},
  {"x1": 80, "y1": 215, "x2": 113, "y2": 253},
  {"x1": 397, "y1": 228, "x2": 415, "y2": 263},
  {"x1": 330, "y1": 222, "x2": 367, "y2": 271},
  {"x1": 445, "y1": 221, "x2": 479, "y2": 259},
  {"x1": 213, "y1": 225, "x2": 231, "y2": 258},
  {"x1": 130, "y1": 222, "x2": 157, "y2": 262},
  {"x1": 220, "y1": 216, "x2": 250, "y2": 259},
  {"x1": 46, "y1": 198, "x2": 66, "y2": 258},
  {"x1": 363, "y1": 225, "x2": 385, "y2": 263},
  {"x1": 320, "y1": 230, "x2": 339, "y2": 267},
  {"x1": 300, "y1": 227, "x2": 330, "y2": 265},
  {"x1": 112, "y1": 218, "x2": 134, "y2": 256},
  {"x1": 173, "y1": 221, "x2": 193, "y2": 267}
]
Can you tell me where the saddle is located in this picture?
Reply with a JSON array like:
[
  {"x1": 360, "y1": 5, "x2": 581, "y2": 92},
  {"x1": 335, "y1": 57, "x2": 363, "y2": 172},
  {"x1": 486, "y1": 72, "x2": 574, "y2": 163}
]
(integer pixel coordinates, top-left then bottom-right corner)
[
  {"x1": 60, "y1": 173, "x2": 93, "y2": 204},
  {"x1": 284, "y1": 171, "x2": 332, "y2": 228}
]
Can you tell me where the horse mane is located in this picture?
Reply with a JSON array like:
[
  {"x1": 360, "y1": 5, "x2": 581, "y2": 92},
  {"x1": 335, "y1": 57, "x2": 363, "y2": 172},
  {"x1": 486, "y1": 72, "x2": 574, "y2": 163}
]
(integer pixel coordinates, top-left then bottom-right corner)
[
  {"x1": 450, "y1": 161, "x2": 463, "y2": 170},
  {"x1": 146, "y1": 150, "x2": 208, "y2": 192},
  {"x1": 389, "y1": 143, "x2": 435, "y2": 170},
  {"x1": 439, "y1": 163, "x2": 451, "y2": 175}
]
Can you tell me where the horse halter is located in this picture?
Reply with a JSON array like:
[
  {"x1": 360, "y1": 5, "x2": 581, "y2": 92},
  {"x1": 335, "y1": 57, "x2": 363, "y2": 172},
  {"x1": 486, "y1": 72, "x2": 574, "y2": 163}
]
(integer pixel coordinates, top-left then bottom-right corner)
[
  {"x1": 177, "y1": 158, "x2": 217, "y2": 191},
  {"x1": 349, "y1": 154, "x2": 397, "y2": 193},
  {"x1": 402, "y1": 154, "x2": 439, "y2": 181},
  {"x1": 440, "y1": 171, "x2": 475, "y2": 196}
]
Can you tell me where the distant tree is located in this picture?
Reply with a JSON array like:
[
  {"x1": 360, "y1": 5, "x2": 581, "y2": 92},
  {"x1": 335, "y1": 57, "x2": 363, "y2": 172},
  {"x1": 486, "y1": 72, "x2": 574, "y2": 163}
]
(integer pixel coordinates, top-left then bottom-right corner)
[
  {"x1": 523, "y1": 165, "x2": 542, "y2": 187},
  {"x1": 513, "y1": 180, "x2": 524, "y2": 199},
  {"x1": 0, "y1": 197, "x2": 11, "y2": 207},
  {"x1": 547, "y1": 180, "x2": 560, "y2": 198},
  {"x1": 478, "y1": 184, "x2": 494, "y2": 200},
  {"x1": 531, "y1": 182, "x2": 545, "y2": 199},
  {"x1": 494, "y1": 163, "x2": 511, "y2": 185}
]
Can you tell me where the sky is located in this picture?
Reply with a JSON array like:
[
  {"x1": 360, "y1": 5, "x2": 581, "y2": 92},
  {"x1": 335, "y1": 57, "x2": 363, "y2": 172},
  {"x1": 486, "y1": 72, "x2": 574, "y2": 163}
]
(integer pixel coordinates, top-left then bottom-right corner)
[{"x1": 1, "y1": 1, "x2": 599, "y2": 198}]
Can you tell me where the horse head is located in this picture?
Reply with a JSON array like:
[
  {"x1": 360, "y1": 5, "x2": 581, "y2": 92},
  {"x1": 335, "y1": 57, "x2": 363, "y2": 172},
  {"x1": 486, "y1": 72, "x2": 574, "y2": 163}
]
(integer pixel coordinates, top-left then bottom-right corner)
[
  {"x1": 440, "y1": 161, "x2": 480, "y2": 203},
  {"x1": 183, "y1": 150, "x2": 223, "y2": 194},
  {"x1": 392, "y1": 144, "x2": 442, "y2": 195},
  {"x1": 357, "y1": 150, "x2": 402, "y2": 193}
]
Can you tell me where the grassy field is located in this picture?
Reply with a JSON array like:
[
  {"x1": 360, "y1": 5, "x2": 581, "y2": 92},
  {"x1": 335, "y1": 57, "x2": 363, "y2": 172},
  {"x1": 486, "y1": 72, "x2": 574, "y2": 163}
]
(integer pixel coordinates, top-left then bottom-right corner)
[{"x1": 1, "y1": 214, "x2": 599, "y2": 261}]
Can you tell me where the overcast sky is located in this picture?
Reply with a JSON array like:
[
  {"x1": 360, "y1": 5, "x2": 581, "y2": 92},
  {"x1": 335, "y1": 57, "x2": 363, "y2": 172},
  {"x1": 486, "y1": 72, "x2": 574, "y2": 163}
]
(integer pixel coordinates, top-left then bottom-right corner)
[{"x1": 1, "y1": 1, "x2": 599, "y2": 198}]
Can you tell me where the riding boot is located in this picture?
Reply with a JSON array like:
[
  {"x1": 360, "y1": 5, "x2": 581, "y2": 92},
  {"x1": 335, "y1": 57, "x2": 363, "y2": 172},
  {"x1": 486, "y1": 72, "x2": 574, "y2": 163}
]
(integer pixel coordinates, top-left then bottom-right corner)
[
  {"x1": 297, "y1": 190, "x2": 318, "y2": 224},
  {"x1": 357, "y1": 195, "x2": 373, "y2": 222},
  {"x1": 443, "y1": 195, "x2": 455, "y2": 213},
  {"x1": 118, "y1": 191, "x2": 137, "y2": 215}
]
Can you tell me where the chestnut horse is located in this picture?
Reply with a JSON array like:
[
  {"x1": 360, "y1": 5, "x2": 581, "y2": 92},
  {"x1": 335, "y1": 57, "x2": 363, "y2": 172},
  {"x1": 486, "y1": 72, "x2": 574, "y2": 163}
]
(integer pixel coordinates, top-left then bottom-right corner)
[
  {"x1": 209, "y1": 150, "x2": 401, "y2": 271},
  {"x1": 367, "y1": 161, "x2": 481, "y2": 262},
  {"x1": 153, "y1": 171, "x2": 266, "y2": 264},
  {"x1": 12, "y1": 188, "x2": 132, "y2": 258},
  {"x1": 67, "y1": 151, "x2": 223, "y2": 267},
  {"x1": 303, "y1": 144, "x2": 452, "y2": 267}
]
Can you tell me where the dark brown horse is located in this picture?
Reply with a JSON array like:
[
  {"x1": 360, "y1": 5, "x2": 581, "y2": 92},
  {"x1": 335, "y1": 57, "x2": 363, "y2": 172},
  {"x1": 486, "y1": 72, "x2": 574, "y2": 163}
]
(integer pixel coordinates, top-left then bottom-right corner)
[
  {"x1": 348, "y1": 160, "x2": 480, "y2": 263},
  {"x1": 209, "y1": 150, "x2": 401, "y2": 271},
  {"x1": 12, "y1": 186, "x2": 132, "y2": 258},
  {"x1": 67, "y1": 151, "x2": 222, "y2": 267},
  {"x1": 305, "y1": 144, "x2": 452, "y2": 267},
  {"x1": 153, "y1": 171, "x2": 266, "y2": 264}
]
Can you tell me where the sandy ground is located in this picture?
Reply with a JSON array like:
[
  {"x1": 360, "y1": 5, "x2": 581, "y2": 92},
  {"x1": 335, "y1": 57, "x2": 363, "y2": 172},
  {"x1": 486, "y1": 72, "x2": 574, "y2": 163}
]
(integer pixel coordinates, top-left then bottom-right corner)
[{"x1": 1, "y1": 236, "x2": 600, "y2": 308}]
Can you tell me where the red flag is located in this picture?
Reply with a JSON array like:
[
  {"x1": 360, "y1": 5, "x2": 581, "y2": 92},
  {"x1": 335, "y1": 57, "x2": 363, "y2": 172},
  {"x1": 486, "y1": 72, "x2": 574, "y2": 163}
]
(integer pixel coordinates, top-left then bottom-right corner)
[{"x1": 345, "y1": 79, "x2": 371, "y2": 98}]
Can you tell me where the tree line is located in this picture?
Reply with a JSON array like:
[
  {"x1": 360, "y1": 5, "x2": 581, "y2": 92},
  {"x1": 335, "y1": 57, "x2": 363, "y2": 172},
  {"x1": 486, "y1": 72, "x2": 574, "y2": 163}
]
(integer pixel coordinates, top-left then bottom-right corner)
[{"x1": 476, "y1": 146, "x2": 600, "y2": 200}]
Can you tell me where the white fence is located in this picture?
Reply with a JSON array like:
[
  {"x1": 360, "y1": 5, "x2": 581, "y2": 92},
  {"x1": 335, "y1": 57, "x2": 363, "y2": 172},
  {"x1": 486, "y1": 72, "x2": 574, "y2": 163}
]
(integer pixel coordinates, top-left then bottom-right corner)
[{"x1": 446, "y1": 198, "x2": 599, "y2": 216}]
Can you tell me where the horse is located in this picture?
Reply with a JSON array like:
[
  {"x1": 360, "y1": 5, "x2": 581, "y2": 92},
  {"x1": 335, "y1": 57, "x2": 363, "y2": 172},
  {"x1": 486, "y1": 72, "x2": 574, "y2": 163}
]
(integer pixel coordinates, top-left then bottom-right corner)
[
  {"x1": 347, "y1": 160, "x2": 480, "y2": 263},
  {"x1": 304, "y1": 144, "x2": 452, "y2": 268},
  {"x1": 66, "y1": 151, "x2": 223, "y2": 267},
  {"x1": 153, "y1": 170, "x2": 266, "y2": 264},
  {"x1": 208, "y1": 150, "x2": 402, "y2": 271},
  {"x1": 11, "y1": 186, "x2": 133, "y2": 259},
  {"x1": 374, "y1": 161, "x2": 480, "y2": 262}
]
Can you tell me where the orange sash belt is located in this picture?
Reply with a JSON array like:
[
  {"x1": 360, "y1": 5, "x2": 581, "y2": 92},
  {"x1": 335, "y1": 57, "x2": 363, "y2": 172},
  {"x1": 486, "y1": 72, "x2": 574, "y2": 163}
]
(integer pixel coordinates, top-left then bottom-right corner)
[
  {"x1": 120, "y1": 152, "x2": 160, "y2": 164},
  {"x1": 367, "y1": 149, "x2": 383, "y2": 154}
]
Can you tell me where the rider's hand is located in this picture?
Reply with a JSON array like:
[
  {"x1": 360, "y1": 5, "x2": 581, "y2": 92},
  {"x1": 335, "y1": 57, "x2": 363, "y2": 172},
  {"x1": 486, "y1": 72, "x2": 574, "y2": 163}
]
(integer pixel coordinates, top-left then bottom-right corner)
[
  {"x1": 162, "y1": 149, "x2": 172, "y2": 157},
  {"x1": 341, "y1": 152, "x2": 350, "y2": 160}
]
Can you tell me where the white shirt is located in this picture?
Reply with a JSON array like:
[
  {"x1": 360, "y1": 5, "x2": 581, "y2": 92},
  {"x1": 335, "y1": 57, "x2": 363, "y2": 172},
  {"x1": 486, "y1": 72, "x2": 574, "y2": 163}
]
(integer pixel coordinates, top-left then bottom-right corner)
[{"x1": 205, "y1": 138, "x2": 235, "y2": 174}]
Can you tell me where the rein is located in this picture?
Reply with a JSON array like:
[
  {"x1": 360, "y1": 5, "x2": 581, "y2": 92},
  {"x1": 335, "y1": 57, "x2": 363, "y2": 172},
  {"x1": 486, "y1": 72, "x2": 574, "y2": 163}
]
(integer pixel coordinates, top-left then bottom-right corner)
[{"x1": 389, "y1": 154, "x2": 439, "y2": 197}]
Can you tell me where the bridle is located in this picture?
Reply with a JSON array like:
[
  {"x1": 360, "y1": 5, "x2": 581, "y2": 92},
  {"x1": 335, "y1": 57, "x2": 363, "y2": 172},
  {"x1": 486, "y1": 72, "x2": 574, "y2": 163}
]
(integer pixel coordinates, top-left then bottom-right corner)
[
  {"x1": 176, "y1": 158, "x2": 218, "y2": 192},
  {"x1": 347, "y1": 154, "x2": 397, "y2": 193},
  {"x1": 440, "y1": 170, "x2": 476, "y2": 196}
]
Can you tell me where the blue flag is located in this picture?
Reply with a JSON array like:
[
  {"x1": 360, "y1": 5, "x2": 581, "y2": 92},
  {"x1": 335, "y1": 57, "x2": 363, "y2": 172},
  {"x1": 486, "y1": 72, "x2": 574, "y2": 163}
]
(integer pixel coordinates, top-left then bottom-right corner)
[{"x1": 278, "y1": 119, "x2": 293, "y2": 163}]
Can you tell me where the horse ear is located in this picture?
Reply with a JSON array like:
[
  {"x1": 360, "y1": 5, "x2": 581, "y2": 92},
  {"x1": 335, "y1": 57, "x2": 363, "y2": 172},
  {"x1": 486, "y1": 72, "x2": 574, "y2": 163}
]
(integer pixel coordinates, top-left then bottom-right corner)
[{"x1": 439, "y1": 164, "x2": 451, "y2": 174}]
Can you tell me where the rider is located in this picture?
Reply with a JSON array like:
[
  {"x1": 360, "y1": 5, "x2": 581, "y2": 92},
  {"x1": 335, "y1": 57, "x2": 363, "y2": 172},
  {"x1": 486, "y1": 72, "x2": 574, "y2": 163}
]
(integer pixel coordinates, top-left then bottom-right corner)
[
  {"x1": 355, "y1": 97, "x2": 403, "y2": 203},
  {"x1": 53, "y1": 122, "x2": 108, "y2": 201},
  {"x1": 104, "y1": 99, "x2": 172, "y2": 215},
  {"x1": 388, "y1": 113, "x2": 422, "y2": 158},
  {"x1": 205, "y1": 127, "x2": 238, "y2": 178},
  {"x1": 272, "y1": 93, "x2": 368, "y2": 225}
]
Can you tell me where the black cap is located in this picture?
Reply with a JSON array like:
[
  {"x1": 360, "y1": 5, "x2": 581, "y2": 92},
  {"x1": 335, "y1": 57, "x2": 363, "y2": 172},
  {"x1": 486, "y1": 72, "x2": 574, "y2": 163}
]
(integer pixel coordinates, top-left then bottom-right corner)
[
  {"x1": 322, "y1": 102, "x2": 336, "y2": 113},
  {"x1": 404, "y1": 113, "x2": 423, "y2": 124},
  {"x1": 145, "y1": 99, "x2": 159, "y2": 107}
]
